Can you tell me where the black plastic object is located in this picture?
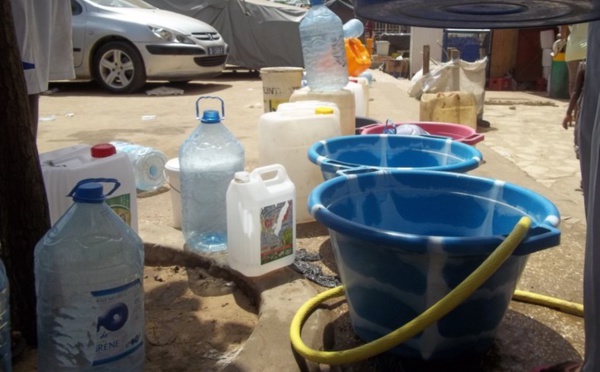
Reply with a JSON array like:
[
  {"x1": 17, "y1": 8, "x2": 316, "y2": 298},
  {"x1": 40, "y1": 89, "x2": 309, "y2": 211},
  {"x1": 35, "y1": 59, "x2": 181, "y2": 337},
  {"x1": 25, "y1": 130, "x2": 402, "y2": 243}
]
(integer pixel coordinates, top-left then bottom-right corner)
[
  {"x1": 292, "y1": 249, "x2": 341, "y2": 288},
  {"x1": 355, "y1": 0, "x2": 600, "y2": 29}
]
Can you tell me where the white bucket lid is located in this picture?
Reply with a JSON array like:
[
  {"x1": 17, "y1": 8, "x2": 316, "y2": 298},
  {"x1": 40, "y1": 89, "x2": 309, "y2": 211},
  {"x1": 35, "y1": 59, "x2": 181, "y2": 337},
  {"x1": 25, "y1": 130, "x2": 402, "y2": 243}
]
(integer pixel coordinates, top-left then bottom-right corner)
[{"x1": 165, "y1": 158, "x2": 179, "y2": 172}]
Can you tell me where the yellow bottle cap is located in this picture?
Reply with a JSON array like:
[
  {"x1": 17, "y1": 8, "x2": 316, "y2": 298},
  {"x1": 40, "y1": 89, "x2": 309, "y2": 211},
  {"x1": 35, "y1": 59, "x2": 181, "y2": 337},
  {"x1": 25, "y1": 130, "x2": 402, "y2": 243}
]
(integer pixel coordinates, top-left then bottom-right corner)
[{"x1": 315, "y1": 107, "x2": 334, "y2": 115}]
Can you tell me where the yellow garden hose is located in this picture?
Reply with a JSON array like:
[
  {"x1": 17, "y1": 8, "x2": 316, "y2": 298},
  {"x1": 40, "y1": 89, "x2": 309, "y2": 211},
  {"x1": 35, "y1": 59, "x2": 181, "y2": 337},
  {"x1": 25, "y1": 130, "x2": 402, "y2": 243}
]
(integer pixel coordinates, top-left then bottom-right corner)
[
  {"x1": 289, "y1": 216, "x2": 581, "y2": 365},
  {"x1": 513, "y1": 290, "x2": 584, "y2": 317}
]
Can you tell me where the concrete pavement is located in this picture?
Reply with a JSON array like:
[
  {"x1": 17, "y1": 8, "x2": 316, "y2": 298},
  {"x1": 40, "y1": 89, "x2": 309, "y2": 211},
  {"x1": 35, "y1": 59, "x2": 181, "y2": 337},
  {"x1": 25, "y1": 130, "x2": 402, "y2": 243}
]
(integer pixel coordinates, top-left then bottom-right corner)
[{"x1": 32, "y1": 69, "x2": 586, "y2": 371}]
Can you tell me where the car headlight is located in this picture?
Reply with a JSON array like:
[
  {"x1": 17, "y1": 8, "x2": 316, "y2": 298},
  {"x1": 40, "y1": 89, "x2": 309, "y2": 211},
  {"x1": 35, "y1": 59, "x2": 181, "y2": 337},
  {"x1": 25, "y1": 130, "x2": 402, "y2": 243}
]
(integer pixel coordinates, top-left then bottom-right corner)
[{"x1": 148, "y1": 25, "x2": 195, "y2": 44}]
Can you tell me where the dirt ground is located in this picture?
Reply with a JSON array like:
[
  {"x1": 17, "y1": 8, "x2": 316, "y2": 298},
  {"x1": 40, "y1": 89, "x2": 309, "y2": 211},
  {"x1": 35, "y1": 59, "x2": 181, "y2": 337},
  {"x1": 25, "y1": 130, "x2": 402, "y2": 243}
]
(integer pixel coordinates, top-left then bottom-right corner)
[{"x1": 13, "y1": 264, "x2": 259, "y2": 372}]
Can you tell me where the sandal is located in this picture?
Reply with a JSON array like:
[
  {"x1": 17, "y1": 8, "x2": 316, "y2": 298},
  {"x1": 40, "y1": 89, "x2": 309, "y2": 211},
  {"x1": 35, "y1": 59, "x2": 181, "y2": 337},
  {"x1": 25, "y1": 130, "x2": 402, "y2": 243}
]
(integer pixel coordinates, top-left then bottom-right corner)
[{"x1": 531, "y1": 361, "x2": 583, "y2": 372}]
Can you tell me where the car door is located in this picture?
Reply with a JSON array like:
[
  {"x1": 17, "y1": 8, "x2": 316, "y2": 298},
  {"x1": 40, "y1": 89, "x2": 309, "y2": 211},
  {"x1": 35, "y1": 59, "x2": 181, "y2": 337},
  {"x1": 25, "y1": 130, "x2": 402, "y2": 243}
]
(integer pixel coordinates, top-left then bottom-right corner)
[{"x1": 71, "y1": 0, "x2": 86, "y2": 69}]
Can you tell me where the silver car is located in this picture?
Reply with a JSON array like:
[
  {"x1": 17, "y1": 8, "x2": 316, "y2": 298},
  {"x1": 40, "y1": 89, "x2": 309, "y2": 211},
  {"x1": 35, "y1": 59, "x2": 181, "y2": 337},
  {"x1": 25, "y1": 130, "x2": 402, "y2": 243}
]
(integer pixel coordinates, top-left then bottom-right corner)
[{"x1": 71, "y1": 0, "x2": 228, "y2": 93}]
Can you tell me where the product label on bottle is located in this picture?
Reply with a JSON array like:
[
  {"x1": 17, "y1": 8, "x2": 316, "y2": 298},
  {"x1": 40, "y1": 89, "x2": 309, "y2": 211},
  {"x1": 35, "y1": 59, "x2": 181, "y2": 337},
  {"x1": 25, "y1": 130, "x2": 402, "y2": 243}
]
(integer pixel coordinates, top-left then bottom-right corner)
[
  {"x1": 106, "y1": 194, "x2": 131, "y2": 227},
  {"x1": 92, "y1": 279, "x2": 144, "y2": 365},
  {"x1": 260, "y1": 199, "x2": 294, "y2": 265}
]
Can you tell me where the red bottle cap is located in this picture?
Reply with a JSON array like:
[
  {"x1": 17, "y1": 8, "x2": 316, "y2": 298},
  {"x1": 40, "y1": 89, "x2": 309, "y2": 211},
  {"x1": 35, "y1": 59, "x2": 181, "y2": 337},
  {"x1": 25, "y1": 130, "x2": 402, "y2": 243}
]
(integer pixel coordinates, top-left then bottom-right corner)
[{"x1": 91, "y1": 143, "x2": 116, "y2": 158}]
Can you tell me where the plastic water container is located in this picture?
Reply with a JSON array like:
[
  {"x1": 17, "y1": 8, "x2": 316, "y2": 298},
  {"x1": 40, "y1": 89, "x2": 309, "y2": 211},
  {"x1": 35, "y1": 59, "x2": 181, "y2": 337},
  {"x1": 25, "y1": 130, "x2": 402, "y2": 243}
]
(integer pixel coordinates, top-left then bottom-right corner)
[
  {"x1": 343, "y1": 18, "x2": 364, "y2": 38},
  {"x1": 0, "y1": 260, "x2": 10, "y2": 372},
  {"x1": 308, "y1": 134, "x2": 483, "y2": 180},
  {"x1": 308, "y1": 170, "x2": 560, "y2": 360},
  {"x1": 39, "y1": 143, "x2": 138, "y2": 232},
  {"x1": 420, "y1": 92, "x2": 478, "y2": 131},
  {"x1": 259, "y1": 104, "x2": 340, "y2": 223},
  {"x1": 290, "y1": 86, "x2": 356, "y2": 136},
  {"x1": 376, "y1": 40, "x2": 390, "y2": 56},
  {"x1": 358, "y1": 121, "x2": 485, "y2": 146},
  {"x1": 299, "y1": 0, "x2": 348, "y2": 91},
  {"x1": 226, "y1": 164, "x2": 296, "y2": 277},
  {"x1": 35, "y1": 179, "x2": 145, "y2": 371},
  {"x1": 179, "y1": 96, "x2": 245, "y2": 253},
  {"x1": 345, "y1": 38, "x2": 371, "y2": 78},
  {"x1": 277, "y1": 100, "x2": 341, "y2": 123},
  {"x1": 350, "y1": 77, "x2": 370, "y2": 115},
  {"x1": 110, "y1": 141, "x2": 168, "y2": 191},
  {"x1": 345, "y1": 80, "x2": 368, "y2": 117}
]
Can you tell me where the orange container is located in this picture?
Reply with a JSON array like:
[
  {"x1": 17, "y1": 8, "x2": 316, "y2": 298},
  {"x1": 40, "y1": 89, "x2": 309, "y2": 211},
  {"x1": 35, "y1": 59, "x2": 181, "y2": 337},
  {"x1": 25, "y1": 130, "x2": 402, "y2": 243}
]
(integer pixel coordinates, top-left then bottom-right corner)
[{"x1": 345, "y1": 38, "x2": 371, "y2": 77}]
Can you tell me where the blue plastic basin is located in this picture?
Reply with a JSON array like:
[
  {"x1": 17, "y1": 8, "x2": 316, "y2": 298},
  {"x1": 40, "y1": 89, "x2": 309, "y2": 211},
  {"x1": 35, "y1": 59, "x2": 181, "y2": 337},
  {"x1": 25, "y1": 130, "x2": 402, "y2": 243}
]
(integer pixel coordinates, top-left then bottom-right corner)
[
  {"x1": 308, "y1": 170, "x2": 560, "y2": 360},
  {"x1": 307, "y1": 134, "x2": 483, "y2": 180}
]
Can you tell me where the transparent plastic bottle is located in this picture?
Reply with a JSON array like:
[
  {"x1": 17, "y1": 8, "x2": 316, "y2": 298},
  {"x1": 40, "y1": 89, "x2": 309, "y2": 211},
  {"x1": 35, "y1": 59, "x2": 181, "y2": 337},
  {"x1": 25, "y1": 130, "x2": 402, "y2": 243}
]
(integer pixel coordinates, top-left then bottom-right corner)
[
  {"x1": 35, "y1": 179, "x2": 145, "y2": 372},
  {"x1": 110, "y1": 141, "x2": 168, "y2": 191},
  {"x1": 299, "y1": 0, "x2": 349, "y2": 91},
  {"x1": 343, "y1": 18, "x2": 364, "y2": 38},
  {"x1": 179, "y1": 96, "x2": 245, "y2": 253},
  {"x1": 0, "y1": 259, "x2": 10, "y2": 372}
]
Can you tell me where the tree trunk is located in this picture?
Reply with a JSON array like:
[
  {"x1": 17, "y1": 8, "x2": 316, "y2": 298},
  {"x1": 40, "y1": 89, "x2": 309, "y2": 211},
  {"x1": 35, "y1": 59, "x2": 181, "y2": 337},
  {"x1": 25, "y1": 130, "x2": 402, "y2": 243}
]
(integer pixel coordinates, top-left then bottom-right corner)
[{"x1": 0, "y1": 0, "x2": 51, "y2": 346}]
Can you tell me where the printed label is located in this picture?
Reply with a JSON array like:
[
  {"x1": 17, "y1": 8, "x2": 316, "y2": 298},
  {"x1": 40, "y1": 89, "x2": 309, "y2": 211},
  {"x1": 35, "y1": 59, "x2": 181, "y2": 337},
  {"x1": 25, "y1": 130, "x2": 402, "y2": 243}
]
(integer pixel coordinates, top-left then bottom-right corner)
[
  {"x1": 92, "y1": 279, "x2": 144, "y2": 366},
  {"x1": 260, "y1": 199, "x2": 294, "y2": 265},
  {"x1": 106, "y1": 194, "x2": 131, "y2": 227}
]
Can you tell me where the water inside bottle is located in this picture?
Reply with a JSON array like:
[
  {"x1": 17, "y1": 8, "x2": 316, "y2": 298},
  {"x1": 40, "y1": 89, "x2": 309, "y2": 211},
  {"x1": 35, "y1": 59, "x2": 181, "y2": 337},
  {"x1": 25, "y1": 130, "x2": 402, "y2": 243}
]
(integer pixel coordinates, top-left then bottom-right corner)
[{"x1": 186, "y1": 232, "x2": 227, "y2": 253}]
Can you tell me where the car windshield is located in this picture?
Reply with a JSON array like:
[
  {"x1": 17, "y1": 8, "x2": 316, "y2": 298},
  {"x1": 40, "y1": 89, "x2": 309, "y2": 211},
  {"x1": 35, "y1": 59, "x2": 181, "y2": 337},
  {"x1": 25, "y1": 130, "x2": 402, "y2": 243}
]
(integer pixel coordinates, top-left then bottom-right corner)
[{"x1": 88, "y1": 0, "x2": 155, "y2": 9}]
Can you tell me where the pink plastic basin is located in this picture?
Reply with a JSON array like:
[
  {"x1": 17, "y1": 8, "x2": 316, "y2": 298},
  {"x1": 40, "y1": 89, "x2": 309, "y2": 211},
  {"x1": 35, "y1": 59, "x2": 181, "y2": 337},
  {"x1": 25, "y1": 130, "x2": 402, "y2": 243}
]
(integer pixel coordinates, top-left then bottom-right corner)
[{"x1": 358, "y1": 121, "x2": 485, "y2": 146}]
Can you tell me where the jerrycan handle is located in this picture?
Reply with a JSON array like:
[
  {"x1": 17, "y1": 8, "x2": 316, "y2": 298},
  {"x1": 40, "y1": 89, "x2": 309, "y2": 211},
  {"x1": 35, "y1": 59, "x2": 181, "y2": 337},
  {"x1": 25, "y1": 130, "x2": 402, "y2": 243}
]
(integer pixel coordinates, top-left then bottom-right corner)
[
  {"x1": 67, "y1": 178, "x2": 121, "y2": 198},
  {"x1": 251, "y1": 164, "x2": 290, "y2": 186},
  {"x1": 195, "y1": 96, "x2": 225, "y2": 120}
]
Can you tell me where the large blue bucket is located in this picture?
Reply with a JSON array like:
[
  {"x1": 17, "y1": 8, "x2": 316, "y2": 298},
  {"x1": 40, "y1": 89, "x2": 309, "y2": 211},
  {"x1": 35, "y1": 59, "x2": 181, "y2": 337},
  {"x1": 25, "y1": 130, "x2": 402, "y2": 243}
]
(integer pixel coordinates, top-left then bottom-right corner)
[
  {"x1": 308, "y1": 134, "x2": 483, "y2": 180},
  {"x1": 308, "y1": 170, "x2": 560, "y2": 360}
]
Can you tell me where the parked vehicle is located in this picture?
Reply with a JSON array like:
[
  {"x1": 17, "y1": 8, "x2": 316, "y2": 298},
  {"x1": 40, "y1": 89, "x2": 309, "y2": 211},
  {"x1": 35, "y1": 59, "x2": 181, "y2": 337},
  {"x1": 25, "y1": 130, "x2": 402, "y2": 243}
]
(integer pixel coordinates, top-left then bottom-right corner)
[{"x1": 70, "y1": 0, "x2": 228, "y2": 93}]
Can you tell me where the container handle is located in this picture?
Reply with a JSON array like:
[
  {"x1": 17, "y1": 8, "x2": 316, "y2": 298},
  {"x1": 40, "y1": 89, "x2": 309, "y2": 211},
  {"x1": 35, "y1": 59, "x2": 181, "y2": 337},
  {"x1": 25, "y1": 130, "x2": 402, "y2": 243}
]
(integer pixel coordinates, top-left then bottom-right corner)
[
  {"x1": 511, "y1": 224, "x2": 561, "y2": 256},
  {"x1": 464, "y1": 132, "x2": 485, "y2": 144},
  {"x1": 319, "y1": 159, "x2": 353, "y2": 177},
  {"x1": 335, "y1": 166, "x2": 381, "y2": 177},
  {"x1": 251, "y1": 164, "x2": 290, "y2": 185},
  {"x1": 195, "y1": 96, "x2": 225, "y2": 120},
  {"x1": 67, "y1": 178, "x2": 121, "y2": 198},
  {"x1": 420, "y1": 134, "x2": 453, "y2": 141}
]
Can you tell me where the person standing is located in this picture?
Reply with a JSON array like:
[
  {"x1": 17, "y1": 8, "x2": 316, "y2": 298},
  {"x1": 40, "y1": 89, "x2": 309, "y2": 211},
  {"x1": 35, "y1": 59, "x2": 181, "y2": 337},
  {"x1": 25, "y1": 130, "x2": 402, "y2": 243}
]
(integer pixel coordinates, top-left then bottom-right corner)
[
  {"x1": 9, "y1": 0, "x2": 75, "y2": 139},
  {"x1": 561, "y1": 23, "x2": 588, "y2": 98}
]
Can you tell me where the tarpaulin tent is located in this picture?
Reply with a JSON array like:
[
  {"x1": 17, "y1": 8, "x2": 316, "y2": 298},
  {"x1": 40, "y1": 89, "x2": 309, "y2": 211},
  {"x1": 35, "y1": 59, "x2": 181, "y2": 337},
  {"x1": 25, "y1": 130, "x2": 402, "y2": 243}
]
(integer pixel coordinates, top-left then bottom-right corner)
[{"x1": 146, "y1": 0, "x2": 308, "y2": 69}]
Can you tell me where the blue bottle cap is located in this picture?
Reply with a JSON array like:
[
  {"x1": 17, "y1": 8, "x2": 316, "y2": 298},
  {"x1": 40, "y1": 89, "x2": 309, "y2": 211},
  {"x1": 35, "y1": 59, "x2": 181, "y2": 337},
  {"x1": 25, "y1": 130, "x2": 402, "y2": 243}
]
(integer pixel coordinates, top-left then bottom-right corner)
[
  {"x1": 72, "y1": 183, "x2": 105, "y2": 204},
  {"x1": 310, "y1": 0, "x2": 325, "y2": 5},
  {"x1": 201, "y1": 110, "x2": 221, "y2": 124}
]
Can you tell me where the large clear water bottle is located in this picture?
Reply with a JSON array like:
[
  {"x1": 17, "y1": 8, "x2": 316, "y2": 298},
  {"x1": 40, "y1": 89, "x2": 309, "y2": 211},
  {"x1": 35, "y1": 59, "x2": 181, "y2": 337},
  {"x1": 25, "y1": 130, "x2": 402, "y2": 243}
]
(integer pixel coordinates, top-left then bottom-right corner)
[
  {"x1": 110, "y1": 141, "x2": 168, "y2": 191},
  {"x1": 35, "y1": 179, "x2": 145, "y2": 372},
  {"x1": 179, "y1": 96, "x2": 245, "y2": 253},
  {"x1": 0, "y1": 260, "x2": 10, "y2": 372},
  {"x1": 299, "y1": 0, "x2": 349, "y2": 91}
]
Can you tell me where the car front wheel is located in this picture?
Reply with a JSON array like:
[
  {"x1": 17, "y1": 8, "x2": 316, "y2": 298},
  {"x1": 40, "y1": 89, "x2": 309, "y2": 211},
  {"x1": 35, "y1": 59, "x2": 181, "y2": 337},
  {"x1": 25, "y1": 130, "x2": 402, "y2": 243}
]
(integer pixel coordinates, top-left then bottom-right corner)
[{"x1": 93, "y1": 41, "x2": 146, "y2": 94}]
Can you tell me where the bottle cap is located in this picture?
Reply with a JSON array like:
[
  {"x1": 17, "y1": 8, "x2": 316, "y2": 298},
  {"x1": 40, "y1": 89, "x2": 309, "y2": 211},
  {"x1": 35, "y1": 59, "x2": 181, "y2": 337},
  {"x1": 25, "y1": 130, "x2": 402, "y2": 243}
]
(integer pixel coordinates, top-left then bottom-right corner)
[
  {"x1": 201, "y1": 110, "x2": 221, "y2": 124},
  {"x1": 309, "y1": 0, "x2": 325, "y2": 5},
  {"x1": 234, "y1": 171, "x2": 250, "y2": 183},
  {"x1": 72, "y1": 183, "x2": 105, "y2": 204},
  {"x1": 91, "y1": 143, "x2": 116, "y2": 158},
  {"x1": 315, "y1": 107, "x2": 334, "y2": 115}
]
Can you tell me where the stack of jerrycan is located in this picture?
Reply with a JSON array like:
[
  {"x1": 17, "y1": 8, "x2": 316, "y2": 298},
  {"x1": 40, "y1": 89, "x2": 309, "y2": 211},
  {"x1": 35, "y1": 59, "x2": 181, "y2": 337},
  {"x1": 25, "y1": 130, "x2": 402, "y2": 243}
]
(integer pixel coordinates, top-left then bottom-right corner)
[{"x1": 259, "y1": 101, "x2": 341, "y2": 223}]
